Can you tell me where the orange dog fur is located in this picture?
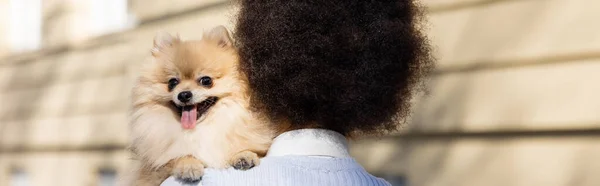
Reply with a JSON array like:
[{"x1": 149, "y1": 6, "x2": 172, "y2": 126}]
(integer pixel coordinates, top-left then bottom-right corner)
[{"x1": 120, "y1": 26, "x2": 273, "y2": 186}]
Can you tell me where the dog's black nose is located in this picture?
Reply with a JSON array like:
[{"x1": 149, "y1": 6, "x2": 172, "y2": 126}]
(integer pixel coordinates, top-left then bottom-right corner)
[{"x1": 177, "y1": 91, "x2": 193, "y2": 103}]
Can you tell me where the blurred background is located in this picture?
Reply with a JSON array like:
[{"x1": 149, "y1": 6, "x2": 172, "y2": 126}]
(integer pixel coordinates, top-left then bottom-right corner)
[{"x1": 0, "y1": 0, "x2": 599, "y2": 186}]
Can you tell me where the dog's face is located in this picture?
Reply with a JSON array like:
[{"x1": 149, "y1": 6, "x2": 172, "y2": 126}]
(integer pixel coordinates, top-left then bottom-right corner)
[{"x1": 133, "y1": 26, "x2": 242, "y2": 130}]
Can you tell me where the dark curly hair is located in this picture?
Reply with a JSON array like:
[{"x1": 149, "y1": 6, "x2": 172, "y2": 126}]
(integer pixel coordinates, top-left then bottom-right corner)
[{"x1": 234, "y1": 0, "x2": 434, "y2": 136}]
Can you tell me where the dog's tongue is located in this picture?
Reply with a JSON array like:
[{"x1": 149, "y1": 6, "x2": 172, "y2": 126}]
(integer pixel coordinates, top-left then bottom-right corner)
[{"x1": 181, "y1": 105, "x2": 198, "y2": 129}]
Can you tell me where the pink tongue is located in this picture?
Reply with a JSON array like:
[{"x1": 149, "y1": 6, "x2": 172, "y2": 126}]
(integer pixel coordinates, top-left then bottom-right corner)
[{"x1": 181, "y1": 105, "x2": 198, "y2": 129}]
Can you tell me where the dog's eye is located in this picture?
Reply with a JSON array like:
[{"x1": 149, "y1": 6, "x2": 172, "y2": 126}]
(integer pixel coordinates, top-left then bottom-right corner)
[
  {"x1": 198, "y1": 76, "x2": 212, "y2": 87},
  {"x1": 168, "y1": 78, "x2": 179, "y2": 91}
]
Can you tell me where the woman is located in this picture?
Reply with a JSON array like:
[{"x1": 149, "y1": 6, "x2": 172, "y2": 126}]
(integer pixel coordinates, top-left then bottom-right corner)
[{"x1": 163, "y1": 0, "x2": 433, "y2": 185}]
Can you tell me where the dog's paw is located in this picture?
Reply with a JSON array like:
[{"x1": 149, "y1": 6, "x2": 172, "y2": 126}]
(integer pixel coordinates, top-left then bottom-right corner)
[
  {"x1": 172, "y1": 157, "x2": 204, "y2": 185},
  {"x1": 230, "y1": 151, "x2": 260, "y2": 170}
]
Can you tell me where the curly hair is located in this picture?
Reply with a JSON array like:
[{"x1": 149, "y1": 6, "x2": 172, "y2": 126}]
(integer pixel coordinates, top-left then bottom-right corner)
[{"x1": 234, "y1": 0, "x2": 434, "y2": 136}]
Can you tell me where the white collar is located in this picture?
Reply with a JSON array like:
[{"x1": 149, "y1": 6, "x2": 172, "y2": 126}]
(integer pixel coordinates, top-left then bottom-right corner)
[{"x1": 266, "y1": 129, "x2": 351, "y2": 158}]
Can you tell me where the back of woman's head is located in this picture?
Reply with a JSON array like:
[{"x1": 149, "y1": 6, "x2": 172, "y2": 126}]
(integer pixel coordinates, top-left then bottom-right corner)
[{"x1": 235, "y1": 0, "x2": 434, "y2": 136}]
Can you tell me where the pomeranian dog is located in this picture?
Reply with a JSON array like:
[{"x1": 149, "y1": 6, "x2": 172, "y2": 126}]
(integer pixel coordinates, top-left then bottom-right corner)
[{"x1": 121, "y1": 26, "x2": 273, "y2": 186}]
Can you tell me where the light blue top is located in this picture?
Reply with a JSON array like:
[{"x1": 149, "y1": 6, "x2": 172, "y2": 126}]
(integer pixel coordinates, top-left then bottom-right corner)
[{"x1": 161, "y1": 129, "x2": 391, "y2": 186}]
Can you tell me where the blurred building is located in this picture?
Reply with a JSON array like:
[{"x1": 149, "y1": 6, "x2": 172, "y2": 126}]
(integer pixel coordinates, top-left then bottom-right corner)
[
  {"x1": 0, "y1": 0, "x2": 403, "y2": 185},
  {"x1": 0, "y1": 0, "x2": 237, "y2": 186},
  {"x1": 406, "y1": 0, "x2": 600, "y2": 186},
  {"x1": 0, "y1": 0, "x2": 598, "y2": 186}
]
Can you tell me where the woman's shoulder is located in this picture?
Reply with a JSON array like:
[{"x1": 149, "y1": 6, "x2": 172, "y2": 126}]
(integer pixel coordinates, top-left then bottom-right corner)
[{"x1": 199, "y1": 156, "x2": 391, "y2": 186}]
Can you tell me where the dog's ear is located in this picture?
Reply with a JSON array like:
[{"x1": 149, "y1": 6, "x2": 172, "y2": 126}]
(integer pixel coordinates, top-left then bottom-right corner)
[
  {"x1": 152, "y1": 31, "x2": 180, "y2": 56},
  {"x1": 203, "y1": 25, "x2": 233, "y2": 48}
]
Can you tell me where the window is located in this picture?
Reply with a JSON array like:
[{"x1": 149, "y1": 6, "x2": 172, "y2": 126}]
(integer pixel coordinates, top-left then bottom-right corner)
[
  {"x1": 88, "y1": 0, "x2": 136, "y2": 36},
  {"x1": 10, "y1": 169, "x2": 30, "y2": 186},
  {"x1": 98, "y1": 169, "x2": 117, "y2": 186},
  {"x1": 8, "y1": 0, "x2": 42, "y2": 51}
]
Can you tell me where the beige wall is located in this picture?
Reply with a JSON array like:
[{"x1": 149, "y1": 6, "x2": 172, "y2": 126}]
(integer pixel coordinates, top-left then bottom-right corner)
[{"x1": 407, "y1": 0, "x2": 600, "y2": 186}]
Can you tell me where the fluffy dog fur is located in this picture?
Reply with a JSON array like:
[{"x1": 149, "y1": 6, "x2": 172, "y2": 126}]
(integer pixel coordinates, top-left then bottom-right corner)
[
  {"x1": 121, "y1": 26, "x2": 273, "y2": 186},
  {"x1": 234, "y1": 0, "x2": 434, "y2": 136}
]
